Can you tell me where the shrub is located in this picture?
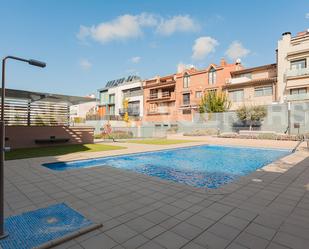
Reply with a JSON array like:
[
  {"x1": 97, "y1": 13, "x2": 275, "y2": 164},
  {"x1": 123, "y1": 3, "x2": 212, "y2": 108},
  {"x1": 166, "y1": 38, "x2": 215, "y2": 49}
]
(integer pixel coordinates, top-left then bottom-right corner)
[
  {"x1": 94, "y1": 134, "x2": 103, "y2": 139},
  {"x1": 167, "y1": 127, "x2": 178, "y2": 134},
  {"x1": 183, "y1": 128, "x2": 218, "y2": 136},
  {"x1": 104, "y1": 130, "x2": 134, "y2": 139},
  {"x1": 256, "y1": 133, "x2": 277, "y2": 140},
  {"x1": 199, "y1": 90, "x2": 231, "y2": 113},
  {"x1": 236, "y1": 105, "x2": 267, "y2": 130}
]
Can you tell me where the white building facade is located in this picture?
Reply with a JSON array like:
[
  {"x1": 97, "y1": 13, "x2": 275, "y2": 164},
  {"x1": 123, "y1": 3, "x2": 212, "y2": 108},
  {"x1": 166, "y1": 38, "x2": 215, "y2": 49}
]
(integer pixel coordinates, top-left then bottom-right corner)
[
  {"x1": 277, "y1": 30, "x2": 309, "y2": 102},
  {"x1": 98, "y1": 76, "x2": 143, "y2": 119}
]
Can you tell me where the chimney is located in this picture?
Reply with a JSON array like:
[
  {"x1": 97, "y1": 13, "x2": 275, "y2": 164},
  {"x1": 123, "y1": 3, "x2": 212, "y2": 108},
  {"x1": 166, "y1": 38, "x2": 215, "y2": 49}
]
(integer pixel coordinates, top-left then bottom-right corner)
[
  {"x1": 220, "y1": 58, "x2": 227, "y2": 66},
  {"x1": 281, "y1": 31, "x2": 291, "y2": 41}
]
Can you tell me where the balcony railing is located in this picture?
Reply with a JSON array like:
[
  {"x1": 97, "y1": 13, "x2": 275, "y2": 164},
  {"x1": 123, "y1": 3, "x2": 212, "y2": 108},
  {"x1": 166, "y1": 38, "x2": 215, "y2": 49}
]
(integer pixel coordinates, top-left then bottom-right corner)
[
  {"x1": 226, "y1": 77, "x2": 252, "y2": 84},
  {"x1": 123, "y1": 90, "x2": 143, "y2": 98},
  {"x1": 119, "y1": 108, "x2": 140, "y2": 116},
  {"x1": 147, "y1": 107, "x2": 170, "y2": 115},
  {"x1": 286, "y1": 68, "x2": 309, "y2": 78},
  {"x1": 149, "y1": 93, "x2": 159, "y2": 99},
  {"x1": 148, "y1": 91, "x2": 175, "y2": 101},
  {"x1": 286, "y1": 93, "x2": 309, "y2": 101}
]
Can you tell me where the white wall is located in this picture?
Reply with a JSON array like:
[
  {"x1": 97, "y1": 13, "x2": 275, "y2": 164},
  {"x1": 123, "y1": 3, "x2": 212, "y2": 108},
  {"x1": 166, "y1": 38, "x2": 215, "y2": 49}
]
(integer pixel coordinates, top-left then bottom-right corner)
[
  {"x1": 70, "y1": 101, "x2": 97, "y2": 119},
  {"x1": 106, "y1": 80, "x2": 144, "y2": 117}
]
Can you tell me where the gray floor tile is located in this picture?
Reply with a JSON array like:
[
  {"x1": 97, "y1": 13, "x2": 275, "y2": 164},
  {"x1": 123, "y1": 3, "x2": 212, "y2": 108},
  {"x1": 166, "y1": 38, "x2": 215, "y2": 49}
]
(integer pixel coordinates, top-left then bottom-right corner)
[
  {"x1": 171, "y1": 221, "x2": 202, "y2": 240},
  {"x1": 121, "y1": 234, "x2": 148, "y2": 249},
  {"x1": 105, "y1": 224, "x2": 138, "y2": 244},
  {"x1": 153, "y1": 231, "x2": 188, "y2": 249},
  {"x1": 80, "y1": 233, "x2": 118, "y2": 249}
]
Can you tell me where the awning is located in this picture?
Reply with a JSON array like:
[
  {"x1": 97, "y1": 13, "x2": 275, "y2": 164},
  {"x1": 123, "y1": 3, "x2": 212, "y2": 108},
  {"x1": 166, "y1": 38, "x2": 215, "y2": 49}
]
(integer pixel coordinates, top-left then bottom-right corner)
[{"x1": 0, "y1": 88, "x2": 97, "y2": 105}]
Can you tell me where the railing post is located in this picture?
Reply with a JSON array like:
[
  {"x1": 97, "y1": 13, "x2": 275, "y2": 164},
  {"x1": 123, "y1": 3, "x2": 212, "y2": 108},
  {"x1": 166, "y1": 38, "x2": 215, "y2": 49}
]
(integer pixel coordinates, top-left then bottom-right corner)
[{"x1": 27, "y1": 100, "x2": 31, "y2": 126}]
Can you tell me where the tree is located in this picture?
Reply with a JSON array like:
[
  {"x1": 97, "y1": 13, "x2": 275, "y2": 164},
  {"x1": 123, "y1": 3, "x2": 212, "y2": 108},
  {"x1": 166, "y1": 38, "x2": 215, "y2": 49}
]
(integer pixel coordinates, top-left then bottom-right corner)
[
  {"x1": 236, "y1": 105, "x2": 267, "y2": 130},
  {"x1": 122, "y1": 98, "x2": 130, "y2": 125},
  {"x1": 199, "y1": 90, "x2": 231, "y2": 113}
]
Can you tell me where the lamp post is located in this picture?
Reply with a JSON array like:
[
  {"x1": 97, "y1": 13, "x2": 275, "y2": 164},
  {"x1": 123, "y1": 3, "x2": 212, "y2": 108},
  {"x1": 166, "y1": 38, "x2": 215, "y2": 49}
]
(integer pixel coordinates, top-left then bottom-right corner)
[{"x1": 1, "y1": 56, "x2": 46, "y2": 239}]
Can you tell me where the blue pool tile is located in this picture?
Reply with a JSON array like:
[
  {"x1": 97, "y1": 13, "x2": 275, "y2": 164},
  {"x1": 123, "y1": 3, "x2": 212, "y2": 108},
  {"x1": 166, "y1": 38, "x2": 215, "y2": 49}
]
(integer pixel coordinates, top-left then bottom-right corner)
[{"x1": 0, "y1": 203, "x2": 93, "y2": 249}]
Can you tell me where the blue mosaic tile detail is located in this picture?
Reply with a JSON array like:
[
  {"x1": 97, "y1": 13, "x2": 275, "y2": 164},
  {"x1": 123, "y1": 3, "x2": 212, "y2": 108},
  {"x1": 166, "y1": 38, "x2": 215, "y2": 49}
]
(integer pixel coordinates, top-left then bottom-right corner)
[{"x1": 0, "y1": 203, "x2": 93, "y2": 249}]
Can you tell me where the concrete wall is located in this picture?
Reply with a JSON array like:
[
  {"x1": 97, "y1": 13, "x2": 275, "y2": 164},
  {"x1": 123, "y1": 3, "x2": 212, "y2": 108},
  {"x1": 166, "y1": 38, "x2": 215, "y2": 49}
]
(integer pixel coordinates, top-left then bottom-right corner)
[{"x1": 5, "y1": 126, "x2": 94, "y2": 149}]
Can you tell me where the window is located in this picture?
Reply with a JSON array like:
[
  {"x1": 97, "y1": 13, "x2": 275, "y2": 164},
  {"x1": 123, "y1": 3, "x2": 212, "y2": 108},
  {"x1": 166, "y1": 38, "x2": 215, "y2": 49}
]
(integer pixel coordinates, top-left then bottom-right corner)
[
  {"x1": 183, "y1": 93, "x2": 190, "y2": 105},
  {"x1": 183, "y1": 73, "x2": 190, "y2": 88},
  {"x1": 228, "y1": 90, "x2": 244, "y2": 102},
  {"x1": 128, "y1": 101, "x2": 140, "y2": 115},
  {"x1": 149, "y1": 103, "x2": 157, "y2": 111},
  {"x1": 237, "y1": 73, "x2": 252, "y2": 79},
  {"x1": 254, "y1": 86, "x2": 273, "y2": 97},
  {"x1": 109, "y1": 94, "x2": 115, "y2": 104},
  {"x1": 207, "y1": 89, "x2": 217, "y2": 94},
  {"x1": 100, "y1": 91, "x2": 108, "y2": 104},
  {"x1": 182, "y1": 109, "x2": 191, "y2": 115},
  {"x1": 290, "y1": 88, "x2": 307, "y2": 95},
  {"x1": 108, "y1": 105, "x2": 115, "y2": 115},
  {"x1": 208, "y1": 67, "x2": 216, "y2": 85},
  {"x1": 195, "y1": 91, "x2": 202, "y2": 98},
  {"x1": 291, "y1": 59, "x2": 306, "y2": 70},
  {"x1": 150, "y1": 89, "x2": 158, "y2": 99}
]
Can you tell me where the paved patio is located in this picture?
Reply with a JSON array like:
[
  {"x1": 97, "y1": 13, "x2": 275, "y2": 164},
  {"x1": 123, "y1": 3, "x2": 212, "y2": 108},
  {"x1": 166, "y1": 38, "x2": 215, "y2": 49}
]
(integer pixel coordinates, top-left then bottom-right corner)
[{"x1": 3, "y1": 138, "x2": 309, "y2": 249}]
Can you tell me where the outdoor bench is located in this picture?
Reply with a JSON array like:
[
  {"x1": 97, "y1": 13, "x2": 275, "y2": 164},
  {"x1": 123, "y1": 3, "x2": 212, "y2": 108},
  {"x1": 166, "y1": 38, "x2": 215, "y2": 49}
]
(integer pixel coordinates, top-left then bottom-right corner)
[{"x1": 35, "y1": 137, "x2": 70, "y2": 144}]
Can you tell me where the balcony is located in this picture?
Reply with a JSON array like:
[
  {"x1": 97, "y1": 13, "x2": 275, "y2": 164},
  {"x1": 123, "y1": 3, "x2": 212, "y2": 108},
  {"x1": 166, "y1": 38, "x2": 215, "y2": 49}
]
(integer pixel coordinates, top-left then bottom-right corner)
[
  {"x1": 144, "y1": 79, "x2": 176, "y2": 89},
  {"x1": 286, "y1": 68, "x2": 309, "y2": 78},
  {"x1": 286, "y1": 93, "x2": 309, "y2": 101},
  {"x1": 123, "y1": 90, "x2": 143, "y2": 98},
  {"x1": 226, "y1": 77, "x2": 252, "y2": 84},
  {"x1": 119, "y1": 108, "x2": 140, "y2": 116},
  {"x1": 147, "y1": 91, "x2": 175, "y2": 102},
  {"x1": 147, "y1": 107, "x2": 170, "y2": 115}
]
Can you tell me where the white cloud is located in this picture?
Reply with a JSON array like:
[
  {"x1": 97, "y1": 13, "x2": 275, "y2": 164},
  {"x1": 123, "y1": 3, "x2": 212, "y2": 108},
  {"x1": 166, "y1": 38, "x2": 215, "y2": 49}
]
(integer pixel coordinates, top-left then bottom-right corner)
[
  {"x1": 79, "y1": 59, "x2": 92, "y2": 70},
  {"x1": 77, "y1": 13, "x2": 201, "y2": 43},
  {"x1": 177, "y1": 63, "x2": 195, "y2": 73},
  {"x1": 77, "y1": 13, "x2": 157, "y2": 43},
  {"x1": 306, "y1": 13, "x2": 309, "y2": 19},
  {"x1": 130, "y1": 56, "x2": 141, "y2": 63},
  {"x1": 192, "y1": 36, "x2": 218, "y2": 61},
  {"x1": 156, "y1": 15, "x2": 199, "y2": 36},
  {"x1": 225, "y1": 41, "x2": 250, "y2": 61}
]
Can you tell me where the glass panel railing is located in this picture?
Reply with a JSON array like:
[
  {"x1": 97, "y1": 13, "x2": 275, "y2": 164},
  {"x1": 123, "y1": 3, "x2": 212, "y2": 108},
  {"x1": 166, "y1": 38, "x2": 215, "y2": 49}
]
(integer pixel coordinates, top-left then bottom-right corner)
[
  {"x1": 286, "y1": 93, "x2": 309, "y2": 101},
  {"x1": 286, "y1": 68, "x2": 309, "y2": 77}
]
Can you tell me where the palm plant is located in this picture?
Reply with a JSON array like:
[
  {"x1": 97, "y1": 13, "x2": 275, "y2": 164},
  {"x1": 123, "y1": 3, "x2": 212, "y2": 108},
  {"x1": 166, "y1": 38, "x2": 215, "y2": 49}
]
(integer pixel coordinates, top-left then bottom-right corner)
[{"x1": 199, "y1": 90, "x2": 231, "y2": 113}]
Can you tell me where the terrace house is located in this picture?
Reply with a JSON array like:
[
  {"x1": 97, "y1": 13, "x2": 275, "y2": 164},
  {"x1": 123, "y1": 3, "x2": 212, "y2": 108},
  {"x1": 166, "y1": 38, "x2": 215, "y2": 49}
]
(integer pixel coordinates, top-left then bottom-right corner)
[
  {"x1": 224, "y1": 64, "x2": 277, "y2": 110},
  {"x1": 97, "y1": 75, "x2": 143, "y2": 120},
  {"x1": 277, "y1": 30, "x2": 309, "y2": 102},
  {"x1": 142, "y1": 59, "x2": 240, "y2": 126}
]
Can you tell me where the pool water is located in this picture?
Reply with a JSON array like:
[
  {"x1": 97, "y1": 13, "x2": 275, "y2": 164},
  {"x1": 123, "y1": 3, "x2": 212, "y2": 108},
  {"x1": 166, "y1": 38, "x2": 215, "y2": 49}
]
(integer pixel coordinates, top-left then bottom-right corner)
[{"x1": 43, "y1": 145, "x2": 290, "y2": 189}]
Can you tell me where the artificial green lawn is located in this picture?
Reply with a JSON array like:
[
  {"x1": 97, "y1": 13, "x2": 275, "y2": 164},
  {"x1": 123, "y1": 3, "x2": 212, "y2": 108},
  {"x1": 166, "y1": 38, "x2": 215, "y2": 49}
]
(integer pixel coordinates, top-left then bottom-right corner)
[
  {"x1": 5, "y1": 143, "x2": 126, "y2": 160},
  {"x1": 126, "y1": 139, "x2": 196, "y2": 145}
]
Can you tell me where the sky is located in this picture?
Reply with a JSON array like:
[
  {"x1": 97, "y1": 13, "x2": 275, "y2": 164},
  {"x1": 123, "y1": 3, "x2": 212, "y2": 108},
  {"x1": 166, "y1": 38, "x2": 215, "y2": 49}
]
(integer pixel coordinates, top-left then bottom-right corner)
[{"x1": 1, "y1": 0, "x2": 309, "y2": 96}]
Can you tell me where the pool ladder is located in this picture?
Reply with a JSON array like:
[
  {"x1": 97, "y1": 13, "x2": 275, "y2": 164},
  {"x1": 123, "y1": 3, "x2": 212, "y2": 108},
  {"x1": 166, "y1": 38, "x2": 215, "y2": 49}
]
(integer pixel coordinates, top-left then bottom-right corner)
[{"x1": 292, "y1": 135, "x2": 308, "y2": 153}]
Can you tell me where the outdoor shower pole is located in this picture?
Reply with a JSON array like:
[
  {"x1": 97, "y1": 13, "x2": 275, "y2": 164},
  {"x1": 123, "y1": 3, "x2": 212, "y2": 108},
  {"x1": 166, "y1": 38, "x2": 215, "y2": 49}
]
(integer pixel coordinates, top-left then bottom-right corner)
[
  {"x1": 0, "y1": 56, "x2": 46, "y2": 239},
  {"x1": 0, "y1": 58, "x2": 7, "y2": 238}
]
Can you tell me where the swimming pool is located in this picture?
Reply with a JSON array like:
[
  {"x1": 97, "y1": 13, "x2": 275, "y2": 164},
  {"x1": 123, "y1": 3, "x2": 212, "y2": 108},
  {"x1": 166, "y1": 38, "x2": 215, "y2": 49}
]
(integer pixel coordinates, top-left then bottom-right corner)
[{"x1": 43, "y1": 145, "x2": 290, "y2": 189}]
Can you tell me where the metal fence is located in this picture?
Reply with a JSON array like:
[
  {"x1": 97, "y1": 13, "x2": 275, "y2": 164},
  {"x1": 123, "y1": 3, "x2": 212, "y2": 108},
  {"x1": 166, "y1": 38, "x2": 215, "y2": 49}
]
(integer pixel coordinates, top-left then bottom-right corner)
[{"x1": 85, "y1": 101, "x2": 309, "y2": 137}]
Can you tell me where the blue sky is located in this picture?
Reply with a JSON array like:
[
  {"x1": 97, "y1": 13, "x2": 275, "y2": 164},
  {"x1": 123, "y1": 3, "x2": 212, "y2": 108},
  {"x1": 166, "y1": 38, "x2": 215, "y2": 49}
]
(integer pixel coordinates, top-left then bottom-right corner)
[{"x1": 1, "y1": 0, "x2": 309, "y2": 96}]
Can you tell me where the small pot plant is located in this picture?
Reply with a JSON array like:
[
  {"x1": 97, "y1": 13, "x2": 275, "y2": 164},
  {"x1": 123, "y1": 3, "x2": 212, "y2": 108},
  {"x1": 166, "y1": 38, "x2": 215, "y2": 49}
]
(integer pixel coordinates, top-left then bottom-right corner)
[{"x1": 236, "y1": 105, "x2": 267, "y2": 131}]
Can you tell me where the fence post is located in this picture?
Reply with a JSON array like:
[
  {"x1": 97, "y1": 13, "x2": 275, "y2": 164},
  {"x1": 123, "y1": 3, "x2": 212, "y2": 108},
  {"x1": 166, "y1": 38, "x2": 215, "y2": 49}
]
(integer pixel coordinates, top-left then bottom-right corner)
[{"x1": 27, "y1": 100, "x2": 31, "y2": 126}]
